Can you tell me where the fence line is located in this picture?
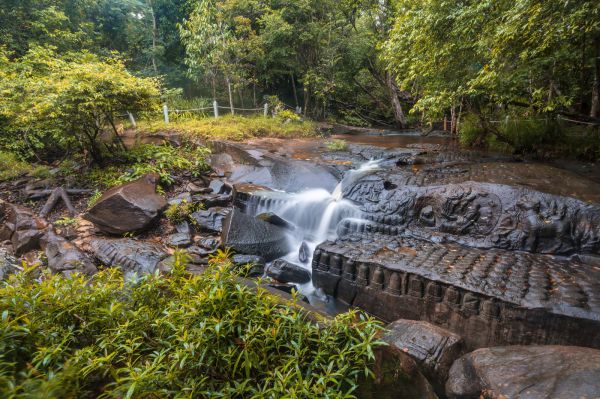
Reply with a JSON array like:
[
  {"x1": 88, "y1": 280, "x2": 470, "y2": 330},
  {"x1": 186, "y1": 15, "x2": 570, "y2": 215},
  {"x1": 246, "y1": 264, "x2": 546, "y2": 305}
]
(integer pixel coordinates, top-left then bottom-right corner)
[{"x1": 117, "y1": 100, "x2": 305, "y2": 126}]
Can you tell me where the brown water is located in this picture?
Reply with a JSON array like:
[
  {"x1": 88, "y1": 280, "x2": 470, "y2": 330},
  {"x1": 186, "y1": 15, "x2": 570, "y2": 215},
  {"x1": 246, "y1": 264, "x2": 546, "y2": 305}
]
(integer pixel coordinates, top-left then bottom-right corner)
[{"x1": 331, "y1": 132, "x2": 453, "y2": 148}]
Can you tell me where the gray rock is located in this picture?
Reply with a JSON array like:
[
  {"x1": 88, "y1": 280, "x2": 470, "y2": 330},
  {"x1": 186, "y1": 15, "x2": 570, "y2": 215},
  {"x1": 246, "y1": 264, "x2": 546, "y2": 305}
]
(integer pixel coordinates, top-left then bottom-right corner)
[
  {"x1": 175, "y1": 221, "x2": 191, "y2": 234},
  {"x1": 41, "y1": 231, "x2": 97, "y2": 276},
  {"x1": 168, "y1": 192, "x2": 192, "y2": 206},
  {"x1": 0, "y1": 247, "x2": 18, "y2": 280},
  {"x1": 266, "y1": 259, "x2": 311, "y2": 284},
  {"x1": 192, "y1": 193, "x2": 232, "y2": 208},
  {"x1": 256, "y1": 212, "x2": 295, "y2": 231},
  {"x1": 84, "y1": 174, "x2": 167, "y2": 235},
  {"x1": 384, "y1": 320, "x2": 465, "y2": 387},
  {"x1": 191, "y1": 207, "x2": 230, "y2": 233},
  {"x1": 89, "y1": 238, "x2": 168, "y2": 276},
  {"x1": 446, "y1": 345, "x2": 600, "y2": 399},
  {"x1": 197, "y1": 237, "x2": 220, "y2": 251},
  {"x1": 299, "y1": 241, "x2": 310, "y2": 263},
  {"x1": 167, "y1": 232, "x2": 192, "y2": 248},
  {"x1": 209, "y1": 179, "x2": 232, "y2": 194},
  {"x1": 221, "y1": 208, "x2": 293, "y2": 261}
]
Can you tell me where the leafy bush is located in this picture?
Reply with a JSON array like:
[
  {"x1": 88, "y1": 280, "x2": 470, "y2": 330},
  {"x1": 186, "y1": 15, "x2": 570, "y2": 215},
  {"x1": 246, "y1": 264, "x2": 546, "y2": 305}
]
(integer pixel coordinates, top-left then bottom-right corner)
[
  {"x1": 276, "y1": 109, "x2": 301, "y2": 122},
  {"x1": 137, "y1": 115, "x2": 317, "y2": 141},
  {"x1": 0, "y1": 255, "x2": 383, "y2": 398},
  {"x1": 325, "y1": 139, "x2": 349, "y2": 151},
  {"x1": 0, "y1": 47, "x2": 160, "y2": 162},
  {"x1": 87, "y1": 144, "x2": 211, "y2": 190},
  {"x1": 0, "y1": 152, "x2": 49, "y2": 181},
  {"x1": 164, "y1": 200, "x2": 203, "y2": 224}
]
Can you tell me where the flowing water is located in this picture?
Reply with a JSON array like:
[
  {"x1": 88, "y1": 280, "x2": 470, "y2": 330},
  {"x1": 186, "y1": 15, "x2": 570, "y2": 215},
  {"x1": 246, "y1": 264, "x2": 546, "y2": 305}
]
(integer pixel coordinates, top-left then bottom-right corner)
[{"x1": 246, "y1": 160, "x2": 381, "y2": 297}]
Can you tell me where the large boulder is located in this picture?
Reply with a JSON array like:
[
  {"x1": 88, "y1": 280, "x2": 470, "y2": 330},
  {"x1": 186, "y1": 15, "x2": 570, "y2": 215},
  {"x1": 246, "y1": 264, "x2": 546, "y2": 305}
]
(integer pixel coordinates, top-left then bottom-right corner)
[
  {"x1": 446, "y1": 345, "x2": 600, "y2": 399},
  {"x1": 384, "y1": 320, "x2": 465, "y2": 389},
  {"x1": 266, "y1": 259, "x2": 311, "y2": 284},
  {"x1": 83, "y1": 174, "x2": 167, "y2": 235},
  {"x1": 221, "y1": 208, "x2": 293, "y2": 261},
  {"x1": 89, "y1": 238, "x2": 168, "y2": 276},
  {"x1": 41, "y1": 231, "x2": 97, "y2": 277}
]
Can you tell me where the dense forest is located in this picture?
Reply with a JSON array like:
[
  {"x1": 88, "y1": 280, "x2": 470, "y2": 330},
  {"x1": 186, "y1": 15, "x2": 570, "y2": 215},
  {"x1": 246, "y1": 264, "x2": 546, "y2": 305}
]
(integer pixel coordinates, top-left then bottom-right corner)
[{"x1": 1, "y1": 0, "x2": 600, "y2": 157}]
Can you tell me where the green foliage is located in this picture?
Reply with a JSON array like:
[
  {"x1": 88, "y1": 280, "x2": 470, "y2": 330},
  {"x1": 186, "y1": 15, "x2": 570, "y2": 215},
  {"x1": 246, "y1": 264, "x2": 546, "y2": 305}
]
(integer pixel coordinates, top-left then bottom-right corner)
[
  {"x1": 0, "y1": 152, "x2": 49, "y2": 182},
  {"x1": 0, "y1": 258, "x2": 383, "y2": 398},
  {"x1": 276, "y1": 109, "x2": 301, "y2": 122},
  {"x1": 0, "y1": 47, "x2": 161, "y2": 162},
  {"x1": 87, "y1": 144, "x2": 211, "y2": 189},
  {"x1": 325, "y1": 139, "x2": 349, "y2": 151},
  {"x1": 53, "y1": 217, "x2": 77, "y2": 227},
  {"x1": 383, "y1": 0, "x2": 600, "y2": 132},
  {"x1": 164, "y1": 200, "x2": 203, "y2": 224},
  {"x1": 87, "y1": 190, "x2": 103, "y2": 209},
  {"x1": 138, "y1": 115, "x2": 317, "y2": 141}
]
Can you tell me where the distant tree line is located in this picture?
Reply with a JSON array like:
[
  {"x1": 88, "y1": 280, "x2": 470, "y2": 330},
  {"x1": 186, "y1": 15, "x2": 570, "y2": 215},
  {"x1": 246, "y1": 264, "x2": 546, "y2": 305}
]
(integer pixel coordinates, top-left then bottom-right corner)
[{"x1": 1, "y1": 0, "x2": 599, "y2": 147}]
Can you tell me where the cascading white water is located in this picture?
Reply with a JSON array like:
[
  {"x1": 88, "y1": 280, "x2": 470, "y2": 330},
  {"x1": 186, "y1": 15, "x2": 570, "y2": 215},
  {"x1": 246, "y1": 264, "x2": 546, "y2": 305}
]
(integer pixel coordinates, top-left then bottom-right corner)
[{"x1": 250, "y1": 159, "x2": 381, "y2": 295}]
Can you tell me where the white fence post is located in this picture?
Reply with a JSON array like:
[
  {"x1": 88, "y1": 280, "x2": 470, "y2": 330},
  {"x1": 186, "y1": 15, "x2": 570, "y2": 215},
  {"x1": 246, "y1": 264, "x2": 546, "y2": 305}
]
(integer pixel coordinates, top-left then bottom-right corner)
[
  {"x1": 127, "y1": 111, "x2": 137, "y2": 128},
  {"x1": 264, "y1": 103, "x2": 269, "y2": 117},
  {"x1": 163, "y1": 104, "x2": 169, "y2": 124},
  {"x1": 213, "y1": 100, "x2": 219, "y2": 118}
]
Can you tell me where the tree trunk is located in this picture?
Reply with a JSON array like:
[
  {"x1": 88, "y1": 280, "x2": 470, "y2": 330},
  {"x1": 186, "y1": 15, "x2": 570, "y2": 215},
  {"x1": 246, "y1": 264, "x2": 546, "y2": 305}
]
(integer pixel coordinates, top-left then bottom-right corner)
[
  {"x1": 226, "y1": 76, "x2": 234, "y2": 115},
  {"x1": 450, "y1": 106, "x2": 457, "y2": 135},
  {"x1": 303, "y1": 88, "x2": 310, "y2": 117},
  {"x1": 291, "y1": 73, "x2": 299, "y2": 107},
  {"x1": 386, "y1": 72, "x2": 407, "y2": 128},
  {"x1": 148, "y1": 0, "x2": 158, "y2": 75},
  {"x1": 591, "y1": 37, "x2": 600, "y2": 118}
]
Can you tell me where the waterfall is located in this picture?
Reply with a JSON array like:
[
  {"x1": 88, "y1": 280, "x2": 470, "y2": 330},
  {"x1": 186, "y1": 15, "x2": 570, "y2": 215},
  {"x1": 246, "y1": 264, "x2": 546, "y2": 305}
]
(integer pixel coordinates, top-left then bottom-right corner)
[{"x1": 247, "y1": 159, "x2": 381, "y2": 295}]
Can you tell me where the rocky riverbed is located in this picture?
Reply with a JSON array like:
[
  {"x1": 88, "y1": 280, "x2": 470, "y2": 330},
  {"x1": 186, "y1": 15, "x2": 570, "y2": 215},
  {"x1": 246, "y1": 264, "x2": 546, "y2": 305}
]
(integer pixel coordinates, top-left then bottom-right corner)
[{"x1": 2, "y1": 132, "x2": 600, "y2": 398}]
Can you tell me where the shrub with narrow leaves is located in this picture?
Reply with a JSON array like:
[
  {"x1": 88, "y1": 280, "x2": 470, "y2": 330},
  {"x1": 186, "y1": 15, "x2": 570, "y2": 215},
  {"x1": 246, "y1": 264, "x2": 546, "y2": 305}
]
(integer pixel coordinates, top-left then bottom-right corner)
[{"x1": 0, "y1": 254, "x2": 383, "y2": 398}]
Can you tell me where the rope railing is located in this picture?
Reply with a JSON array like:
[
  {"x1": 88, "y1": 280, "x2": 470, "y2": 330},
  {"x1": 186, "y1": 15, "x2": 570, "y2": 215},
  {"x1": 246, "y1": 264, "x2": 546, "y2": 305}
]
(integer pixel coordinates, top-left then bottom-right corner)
[{"x1": 116, "y1": 100, "x2": 304, "y2": 126}]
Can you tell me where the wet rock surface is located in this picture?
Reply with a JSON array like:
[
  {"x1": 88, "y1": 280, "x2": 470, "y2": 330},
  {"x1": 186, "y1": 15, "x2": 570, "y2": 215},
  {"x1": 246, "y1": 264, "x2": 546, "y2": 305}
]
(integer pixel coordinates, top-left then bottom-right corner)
[
  {"x1": 384, "y1": 320, "x2": 465, "y2": 386},
  {"x1": 312, "y1": 234, "x2": 600, "y2": 349},
  {"x1": 191, "y1": 207, "x2": 229, "y2": 233},
  {"x1": 342, "y1": 178, "x2": 600, "y2": 256},
  {"x1": 221, "y1": 208, "x2": 293, "y2": 261},
  {"x1": 90, "y1": 238, "x2": 168, "y2": 276},
  {"x1": 266, "y1": 259, "x2": 311, "y2": 284},
  {"x1": 42, "y1": 231, "x2": 97, "y2": 276},
  {"x1": 84, "y1": 174, "x2": 167, "y2": 235},
  {"x1": 0, "y1": 246, "x2": 18, "y2": 280},
  {"x1": 445, "y1": 345, "x2": 600, "y2": 399}
]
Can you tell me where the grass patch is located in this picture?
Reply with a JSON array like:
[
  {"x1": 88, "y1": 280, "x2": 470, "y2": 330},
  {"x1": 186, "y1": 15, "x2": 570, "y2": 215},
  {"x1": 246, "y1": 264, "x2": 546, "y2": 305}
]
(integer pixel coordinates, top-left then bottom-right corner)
[
  {"x1": 137, "y1": 115, "x2": 318, "y2": 141},
  {"x1": 0, "y1": 152, "x2": 50, "y2": 182},
  {"x1": 325, "y1": 139, "x2": 349, "y2": 151},
  {"x1": 0, "y1": 254, "x2": 383, "y2": 398}
]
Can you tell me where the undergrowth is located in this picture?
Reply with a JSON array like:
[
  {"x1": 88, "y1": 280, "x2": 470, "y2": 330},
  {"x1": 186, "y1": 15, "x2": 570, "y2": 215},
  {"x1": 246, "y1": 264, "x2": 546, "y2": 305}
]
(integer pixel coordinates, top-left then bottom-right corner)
[
  {"x1": 459, "y1": 113, "x2": 600, "y2": 159},
  {"x1": 164, "y1": 200, "x2": 203, "y2": 224},
  {"x1": 0, "y1": 254, "x2": 383, "y2": 398},
  {"x1": 137, "y1": 115, "x2": 317, "y2": 141},
  {"x1": 87, "y1": 143, "x2": 211, "y2": 190},
  {"x1": 0, "y1": 152, "x2": 50, "y2": 182}
]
